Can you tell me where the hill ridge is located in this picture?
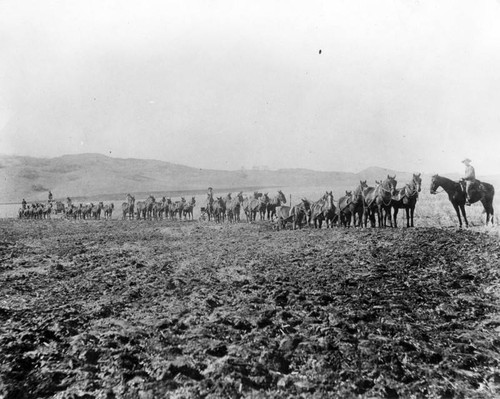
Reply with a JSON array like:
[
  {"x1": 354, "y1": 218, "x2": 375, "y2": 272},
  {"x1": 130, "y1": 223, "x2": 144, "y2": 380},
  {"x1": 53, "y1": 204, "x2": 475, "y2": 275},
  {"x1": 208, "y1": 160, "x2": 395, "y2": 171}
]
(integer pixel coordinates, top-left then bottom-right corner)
[{"x1": 0, "y1": 153, "x2": 420, "y2": 203}]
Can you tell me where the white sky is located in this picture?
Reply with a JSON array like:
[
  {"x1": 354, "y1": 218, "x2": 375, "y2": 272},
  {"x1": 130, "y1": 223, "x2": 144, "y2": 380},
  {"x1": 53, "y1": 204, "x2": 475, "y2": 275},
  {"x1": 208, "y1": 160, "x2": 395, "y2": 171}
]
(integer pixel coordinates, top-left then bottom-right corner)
[{"x1": 1, "y1": 0, "x2": 499, "y2": 174}]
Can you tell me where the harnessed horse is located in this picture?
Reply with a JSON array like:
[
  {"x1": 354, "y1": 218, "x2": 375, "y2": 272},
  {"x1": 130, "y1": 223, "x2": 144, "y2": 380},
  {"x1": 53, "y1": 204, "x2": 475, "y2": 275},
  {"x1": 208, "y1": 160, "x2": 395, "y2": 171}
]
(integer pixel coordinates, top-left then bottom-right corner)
[
  {"x1": 266, "y1": 190, "x2": 287, "y2": 220},
  {"x1": 363, "y1": 175, "x2": 397, "y2": 227},
  {"x1": 310, "y1": 191, "x2": 336, "y2": 228},
  {"x1": 205, "y1": 189, "x2": 214, "y2": 222},
  {"x1": 227, "y1": 192, "x2": 244, "y2": 223},
  {"x1": 343, "y1": 181, "x2": 367, "y2": 227},
  {"x1": 122, "y1": 194, "x2": 135, "y2": 220},
  {"x1": 391, "y1": 173, "x2": 421, "y2": 227}
]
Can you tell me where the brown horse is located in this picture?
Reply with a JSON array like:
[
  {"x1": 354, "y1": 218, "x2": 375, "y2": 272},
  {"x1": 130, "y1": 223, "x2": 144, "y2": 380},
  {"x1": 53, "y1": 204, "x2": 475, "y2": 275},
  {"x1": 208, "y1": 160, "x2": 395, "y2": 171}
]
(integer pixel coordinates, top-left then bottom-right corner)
[
  {"x1": 392, "y1": 173, "x2": 422, "y2": 227},
  {"x1": 266, "y1": 190, "x2": 287, "y2": 220},
  {"x1": 344, "y1": 181, "x2": 367, "y2": 227},
  {"x1": 213, "y1": 197, "x2": 226, "y2": 223},
  {"x1": 310, "y1": 191, "x2": 336, "y2": 228},
  {"x1": 227, "y1": 192, "x2": 244, "y2": 223},
  {"x1": 122, "y1": 194, "x2": 135, "y2": 220},
  {"x1": 290, "y1": 198, "x2": 312, "y2": 230},
  {"x1": 430, "y1": 175, "x2": 495, "y2": 227},
  {"x1": 363, "y1": 175, "x2": 397, "y2": 227},
  {"x1": 245, "y1": 192, "x2": 263, "y2": 222},
  {"x1": 205, "y1": 190, "x2": 214, "y2": 222}
]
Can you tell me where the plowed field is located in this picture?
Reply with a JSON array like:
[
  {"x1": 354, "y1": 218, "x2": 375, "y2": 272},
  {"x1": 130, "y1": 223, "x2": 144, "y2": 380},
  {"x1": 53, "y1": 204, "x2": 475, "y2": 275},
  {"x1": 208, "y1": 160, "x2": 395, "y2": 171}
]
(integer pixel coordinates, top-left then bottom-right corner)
[{"x1": 1, "y1": 219, "x2": 500, "y2": 398}]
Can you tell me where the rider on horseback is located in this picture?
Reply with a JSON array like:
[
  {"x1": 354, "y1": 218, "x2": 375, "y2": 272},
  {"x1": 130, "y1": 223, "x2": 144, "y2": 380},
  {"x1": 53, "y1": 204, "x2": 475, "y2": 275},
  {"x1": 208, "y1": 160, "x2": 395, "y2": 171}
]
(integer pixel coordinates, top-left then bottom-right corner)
[{"x1": 461, "y1": 158, "x2": 475, "y2": 206}]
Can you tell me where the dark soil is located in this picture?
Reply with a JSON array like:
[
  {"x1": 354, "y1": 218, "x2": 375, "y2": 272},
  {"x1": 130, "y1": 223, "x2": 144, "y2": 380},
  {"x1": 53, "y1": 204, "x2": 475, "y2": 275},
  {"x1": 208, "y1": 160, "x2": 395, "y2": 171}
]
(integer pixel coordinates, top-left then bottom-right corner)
[{"x1": 1, "y1": 219, "x2": 500, "y2": 398}]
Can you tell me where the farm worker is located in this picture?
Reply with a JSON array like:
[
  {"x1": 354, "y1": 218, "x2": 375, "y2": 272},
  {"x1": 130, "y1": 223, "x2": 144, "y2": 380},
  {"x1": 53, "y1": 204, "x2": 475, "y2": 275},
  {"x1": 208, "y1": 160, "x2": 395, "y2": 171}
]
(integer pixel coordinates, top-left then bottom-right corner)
[
  {"x1": 48, "y1": 191, "x2": 53, "y2": 202},
  {"x1": 22, "y1": 199, "x2": 26, "y2": 209},
  {"x1": 462, "y1": 158, "x2": 475, "y2": 206}
]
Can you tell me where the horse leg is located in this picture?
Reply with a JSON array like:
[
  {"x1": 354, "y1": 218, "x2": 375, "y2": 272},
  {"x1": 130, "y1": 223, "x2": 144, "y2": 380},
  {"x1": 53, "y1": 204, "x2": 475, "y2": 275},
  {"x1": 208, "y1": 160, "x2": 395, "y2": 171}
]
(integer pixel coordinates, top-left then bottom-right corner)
[
  {"x1": 385, "y1": 206, "x2": 393, "y2": 227},
  {"x1": 481, "y1": 199, "x2": 494, "y2": 226},
  {"x1": 452, "y1": 203, "x2": 463, "y2": 228},
  {"x1": 460, "y1": 205, "x2": 469, "y2": 228}
]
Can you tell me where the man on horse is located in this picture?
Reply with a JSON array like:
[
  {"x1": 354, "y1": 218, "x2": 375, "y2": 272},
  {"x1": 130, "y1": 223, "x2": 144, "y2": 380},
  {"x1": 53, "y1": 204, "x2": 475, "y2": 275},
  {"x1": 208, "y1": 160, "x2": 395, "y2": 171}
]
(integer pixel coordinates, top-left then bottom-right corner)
[{"x1": 462, "y1": 158, "x2": 475, "y2": 206}]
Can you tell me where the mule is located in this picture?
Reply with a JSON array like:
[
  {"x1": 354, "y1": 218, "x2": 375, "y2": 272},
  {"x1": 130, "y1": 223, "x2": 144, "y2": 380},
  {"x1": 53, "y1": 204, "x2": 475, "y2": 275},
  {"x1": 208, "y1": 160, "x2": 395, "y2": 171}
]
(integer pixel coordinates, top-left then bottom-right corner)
[{"x1": 430, "y1": 175, "x2": 495, "y2": 227}]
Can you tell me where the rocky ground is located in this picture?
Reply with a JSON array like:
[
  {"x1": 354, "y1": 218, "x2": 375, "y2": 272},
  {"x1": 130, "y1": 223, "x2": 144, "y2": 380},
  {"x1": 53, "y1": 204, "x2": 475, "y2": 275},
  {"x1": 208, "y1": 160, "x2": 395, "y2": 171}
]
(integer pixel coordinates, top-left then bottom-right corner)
[{"x1": 1, "y1": 219, "x2": 500, "y2": 398}]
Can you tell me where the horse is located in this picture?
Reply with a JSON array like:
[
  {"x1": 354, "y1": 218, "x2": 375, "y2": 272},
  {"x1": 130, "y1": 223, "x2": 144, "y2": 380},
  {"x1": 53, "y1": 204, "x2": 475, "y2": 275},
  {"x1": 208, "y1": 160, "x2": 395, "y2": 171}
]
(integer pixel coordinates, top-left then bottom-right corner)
[
  {"x1": 227, "y1": 192, "x2": 244, "y2": 223},
  {"x1": 266, "y1": 190, "x2": 287, "y2": 220},
  {"x1": 183, "y1": 197, "x2": 196, "y2": 220},
  {"x1": 245, "y1": 192, "x2": 263, "y2": 222},
  {"x1": 391, "y1": 173, "x2": 422, "y2": 227},
  {"x1": 290, "y1": 198, "x2": 311, "y2": 230},
  {"x1": 103, "y1": 203, "x2": 114, "y2": 219},
  {"x1": 122, "y1": 195, "x2": 135, "y2": 220},
  {"x1": 205, "y1": 191, "x2": 214, "y2": 222},
  {"x1": 363, "y1": 175, "x2": 397, "y2": 227},
  {"x1": 91, "y1": 202, "x2": 104, "y2": 219},
  {"x1": 213, "y1": 197, "x2": 226, "y2": 223},
  {"x1": 144, "y1": 195, "x2": 156, "y2": 219},
  {"x1": 53, "y1": 201, "x2": 65, "y2": 215},
  {"x1": 347, "y1": 181, "x2": 367, "y2": 227},
  {"x1": 310, "y1": 191, "x2": 337, "y2": 228},
  {"x1": 338, "y1": 191, "x2": 353, "y2": 227},
  {"x1": 430, "y1": 175, "x2": 495, "y2": 227},
  {"x1": 223, "y1": 193, "x2": 233, "y2": 221}
]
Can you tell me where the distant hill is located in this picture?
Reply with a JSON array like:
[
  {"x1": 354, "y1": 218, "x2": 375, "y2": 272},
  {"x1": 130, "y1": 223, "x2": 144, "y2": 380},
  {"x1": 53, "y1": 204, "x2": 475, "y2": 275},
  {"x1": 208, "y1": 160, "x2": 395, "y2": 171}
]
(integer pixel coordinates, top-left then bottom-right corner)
[{"x1": 0, "y1": 153, "x2": 424, "y2": 203}]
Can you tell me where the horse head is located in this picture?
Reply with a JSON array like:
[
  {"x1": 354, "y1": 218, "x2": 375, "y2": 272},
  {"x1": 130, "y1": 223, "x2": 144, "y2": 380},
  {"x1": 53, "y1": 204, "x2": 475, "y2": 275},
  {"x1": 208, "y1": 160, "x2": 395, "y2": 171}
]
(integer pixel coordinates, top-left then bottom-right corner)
[
  {"x1": 413, "y1": 173, "x2": 422, "y2": 192},
  {"x1": 430, "y1": 175, "x2": 440, "y2": 194},
  {"x1": 325, "y1": 191, "x2": 334, "y2": 208},
  {"x1": 386, "y1": 175, "x2": 398, "y2": 195},
  {"x1": 278, "y1": 190, "x2": 286, "y2": 204}
]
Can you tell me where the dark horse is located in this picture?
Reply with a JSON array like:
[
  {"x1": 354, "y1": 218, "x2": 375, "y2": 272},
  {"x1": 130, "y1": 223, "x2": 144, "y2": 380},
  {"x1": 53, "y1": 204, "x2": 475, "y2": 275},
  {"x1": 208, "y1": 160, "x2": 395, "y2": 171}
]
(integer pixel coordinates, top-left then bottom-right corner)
[
  {"x1": 338, "y1": 181, "x2": 367, "y2": 227},
  {"x1": 430, "y1": 175, "x2": 495, "y2": 227},
  {"x1": 363, "y1": 175, "x2": 397, "y2": 227},
  {"x1": 392, "y1": 173, "x2": 422, "y2": 227}
]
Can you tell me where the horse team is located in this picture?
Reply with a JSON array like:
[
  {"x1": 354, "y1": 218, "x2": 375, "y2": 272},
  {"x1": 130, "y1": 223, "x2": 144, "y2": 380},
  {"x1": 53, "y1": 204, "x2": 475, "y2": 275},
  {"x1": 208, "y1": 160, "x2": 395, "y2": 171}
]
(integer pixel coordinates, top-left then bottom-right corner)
[
  {"x1": 121, "y1": 194, "x2": 196, "y2": 221},
  {"x1": 17, "y1": 172, "x2": 495, "y2": 227}
]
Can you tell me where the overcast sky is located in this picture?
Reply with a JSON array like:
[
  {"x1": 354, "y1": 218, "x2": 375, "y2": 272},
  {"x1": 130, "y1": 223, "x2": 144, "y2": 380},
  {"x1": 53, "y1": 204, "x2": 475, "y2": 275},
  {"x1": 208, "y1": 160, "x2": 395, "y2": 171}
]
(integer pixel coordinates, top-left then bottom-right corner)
[{"x1": 1, "y1": 0, "x2": 499, "y2": 174}]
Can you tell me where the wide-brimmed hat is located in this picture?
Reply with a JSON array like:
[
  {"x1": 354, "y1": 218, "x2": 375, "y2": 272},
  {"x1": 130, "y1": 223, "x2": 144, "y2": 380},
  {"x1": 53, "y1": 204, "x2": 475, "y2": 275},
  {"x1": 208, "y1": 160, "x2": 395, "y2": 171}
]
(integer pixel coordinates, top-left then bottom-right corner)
[{"x1": 462, "y1": 158, "x2": 472, "y2": 163}]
